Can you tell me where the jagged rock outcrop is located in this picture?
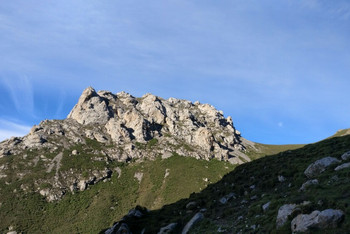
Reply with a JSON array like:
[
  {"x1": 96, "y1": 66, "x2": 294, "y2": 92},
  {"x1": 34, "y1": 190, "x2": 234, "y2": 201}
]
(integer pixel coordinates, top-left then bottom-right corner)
[
  {"x1": 158, "y1": 223, "x2": 177, "y2": 234},
  {"x1": 182, "y1": 212, "x2": 204, "y2": 234},
  {"x1": 276, "y1": 204, "x2": 298, "y2": 228},
  {"x1": 104, "y1": 206, "x2": 148, "y2": 234},
  {"x1": 66, "y1": 87, "x2": 247, "y2": 161},
  {"x1": 334, "y1": 162, "x2": 350, "y2": 171},
  {"x1": 0, "y1": 87, "x2": 252, "y2": 201},
  {"x1": 341, "y1": 151, "x2": 350, "y2": 160},
  {"x1": 0, "y1": 87, "x2": 248, "y2": 163},
  {"x1": 304, "y1": 157, "x2": 340, "y2": 178},
  {"x1": 291, "y1": 209, "x2": 344, "y2": 232}
]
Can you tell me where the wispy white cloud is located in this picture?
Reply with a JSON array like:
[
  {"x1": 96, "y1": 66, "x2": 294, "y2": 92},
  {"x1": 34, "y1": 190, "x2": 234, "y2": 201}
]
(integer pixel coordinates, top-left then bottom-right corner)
[
  {"x1": 0, "y1": 119, "x2": 31, "y2": 142},
  {"x1": 1, "y1": 74, "x2": 35, "y2": 117},
  {"x1": 0, "y1": 0, "x2": 349, "y2": 144}
]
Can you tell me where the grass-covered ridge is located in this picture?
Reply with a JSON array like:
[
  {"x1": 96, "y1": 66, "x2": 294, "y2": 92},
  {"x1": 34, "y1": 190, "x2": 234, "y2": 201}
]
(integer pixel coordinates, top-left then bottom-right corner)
[
  {"x1": 245, "y1": 142, "x2": 305, "y2": 160},
  {"x1": 108, "y1": 135, "x2": 350, "y2": 233}
]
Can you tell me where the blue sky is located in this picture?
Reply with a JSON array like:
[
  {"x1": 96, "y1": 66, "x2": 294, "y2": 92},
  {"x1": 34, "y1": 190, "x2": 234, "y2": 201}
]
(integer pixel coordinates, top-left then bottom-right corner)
[{"x1": 0, "y1": 0, "x2": 350, "y2": 144}]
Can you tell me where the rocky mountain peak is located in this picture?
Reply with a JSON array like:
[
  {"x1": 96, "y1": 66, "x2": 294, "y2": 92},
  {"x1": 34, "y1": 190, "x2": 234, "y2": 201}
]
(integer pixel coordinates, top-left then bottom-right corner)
[
  {"x1": 67, "y1": 87, "x2": 113, "y2": 125},
  {"x1": 0, "y1": 87, "x2": 252, "y2": 201},
  {"x1": 2, "y1": 87, "x2": 250, "y2": 163},
  {"x1": 65, "y1": 87, "x2": 248, "y2": 162}
]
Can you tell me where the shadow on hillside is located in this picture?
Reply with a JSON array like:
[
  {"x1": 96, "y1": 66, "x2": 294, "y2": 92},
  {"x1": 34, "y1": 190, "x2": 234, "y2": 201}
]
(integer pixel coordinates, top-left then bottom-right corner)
[{"x1": 100, "y1": 135, "x2": 350, "y2": 233}]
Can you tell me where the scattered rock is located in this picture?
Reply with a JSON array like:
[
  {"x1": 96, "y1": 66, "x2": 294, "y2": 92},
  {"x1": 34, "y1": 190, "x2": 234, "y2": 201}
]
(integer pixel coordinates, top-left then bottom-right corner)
[
  {"x1": 278, "y1": 175, "x2": 286, "y2": 182},
  {"x1": 182, "y1": 212, "x2": 204, "y2": 234},
  {"x1": 328, "y1": 175, "x2": 339, "y2": 185},
  {"x1": 0, "y1": 87, "x2": 256, "y2": 204},
  {"x1": 291, "y1": 209, "x2": 344, "y2": 232},
  {"x1": 217, "y1": 227, "x2": 226, "y2": 232},
  {"x1": 276, "y1": 204, "x2": 297, "y2": 228},
  {"x1": 134, "y1": 172, "x2": 143, "y2": 183},
  {"x1": 334, "y1": 162, "x2": 350, "y2": 171},
  {"x1": 299, "y1": 179, "x2": 319, "y2": 192},
  {"x1": 127, "y1": 207, "x2": 144, "y2": 218},
  {"x1": 186, "y1": 201, "x2": 197, "y2": 210},
  {"x1": 161, "y1": 152, "x2": 173, "y2": 159},
  {"x1": 164, "y1": 169, "x2": 170, "y2": 178},
  {"x1": 158, "y1": 223, "x2": 177, "y2": 234},
  {"x1": 115, "y1": 167, "x2": 122, "y2": 178},
  {"x1": 262, "y1": 201, "x2": 271, "y2": 212},
  {"x1": 219, "y1": 192, "x2": 236, "y2": 205},
  {"x1": 116, "y1": 223, "x2": 131, "y2": 234},
  {"x1": 304, "y1": 157, "x2": 340, "y2": 178},
  {"x1": 341, "y1": 151, "x2": 350, "y2": 161},
  {"x1": 104, "y1": 223, "x2": 119, "y2": 234}
]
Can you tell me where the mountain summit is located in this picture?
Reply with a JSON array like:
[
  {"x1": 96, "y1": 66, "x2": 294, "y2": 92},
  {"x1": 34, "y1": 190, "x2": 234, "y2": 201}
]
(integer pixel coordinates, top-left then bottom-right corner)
[
  {"x1": 67, "y1": 87, "x2": 250, "y2": 163},
  {"x1": 0, "y1": 87, "x2": 253, "y2": 202},
  {"x1": 1, "y1": 87, "x2": 348, "y2": 233}
]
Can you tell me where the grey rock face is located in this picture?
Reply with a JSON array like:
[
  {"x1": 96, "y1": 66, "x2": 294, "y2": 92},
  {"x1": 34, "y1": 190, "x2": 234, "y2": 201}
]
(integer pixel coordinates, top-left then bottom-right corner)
[
  {"x1": 134, "y1": 172, "x2": 143, "y2": 183},
  {"x1": 335, "y1": 162, "x2": 350, "y2": 171},
  {"x1": 299, "y1": 179, "x2": 319, "y2": 192},
  {"x1": 0, "y1": 87, "x2": 252, "y2": 201},
  {"x1": 278, "y1": 175, "x2": 286, "y2": 182},
  {"x1": 127, "y1": 208, "x2": 144, "y2": 218},
  {"x1": 182, "y1": 212, "x2": 204, "y2": 234},
  {"x1": 158, "y1": 223, "x2": 177, "y2": 234},
  {"x1": 1, "y1": 87, "x2": 249, "y2": 163},
  {"x1": 115, "y1": 223, "x2": 131, "y2": 234},
  {"x1": 66, "y1": 87, "x2": 248, "y2": 163},
  {"x1": 105, "y1": 223, "x2": 119, "y2": 234},
  {"x1": 304, "y1": 157, "x2": 340, "y2": 178},
  {"x1": 67, "y1": 87, "x2": 113, "y2": 125},
  {"x1": 341, "y1": 151, "x2": 350, "y2": 161},
  {"x1": 262, "y1": 201, "x2": 271, "y2": 212},
  {"x1": 186, "y1": 201, "x2": 197, "y2": 210},
  {"x1": 219, "y1": 192, "x2": 236, "y2": 205},
  {"x1": 291, "y1": 209, "x2": 344, "y2": 232},
  {"x1": 276, "y1": 204, "x2": 297, "y2": 228}
]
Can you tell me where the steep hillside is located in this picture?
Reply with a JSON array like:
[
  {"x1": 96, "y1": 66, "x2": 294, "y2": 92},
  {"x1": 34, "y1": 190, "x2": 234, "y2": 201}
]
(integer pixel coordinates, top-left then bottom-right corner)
[
  {"x1": 0, "y1": 87, "x2": 313, "y2": 233},
  {"x1": 330, "y1": 128, "x2": 350, "y2": 138},
  {"x1": 0, "y1": 87, "x2": 252, "y2": 203},
  {"x1": 0, "y1": 153, "x2": 236, "y2": 233},
  {"x1": 104, "y1": 135, "x2": 350, "y2": 233}
]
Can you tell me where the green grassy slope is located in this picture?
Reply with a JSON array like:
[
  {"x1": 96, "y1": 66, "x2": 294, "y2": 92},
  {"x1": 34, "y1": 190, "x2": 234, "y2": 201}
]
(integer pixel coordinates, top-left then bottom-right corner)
[
  {"x1": 114, "y1": 135, "x2": 350, "y2": 233},
  {"x1": 1, "y1": 132, "x2": 341, "y2": 233},
  {"x1": 246, "y1": 143, "x2": 305, "y2": 160},
  {"x1": 329, "y1": 128, "x2": 350, "y2": 138},
  {"x1": 0, "y1": 154, "x2": 234, "y2": 233}
]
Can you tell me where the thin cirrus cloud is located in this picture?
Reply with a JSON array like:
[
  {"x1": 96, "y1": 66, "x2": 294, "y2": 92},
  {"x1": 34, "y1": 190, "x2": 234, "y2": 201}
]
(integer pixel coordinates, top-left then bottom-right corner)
[
  {"x1": 0, "y1": 0, "x2": 349, "y2": 144},
  {"x1": 0, "y1": 119, "x2": 31, "y2": 141},
  {"x1": 0, "y1": 75, "x2": 35, "y2": 117}
]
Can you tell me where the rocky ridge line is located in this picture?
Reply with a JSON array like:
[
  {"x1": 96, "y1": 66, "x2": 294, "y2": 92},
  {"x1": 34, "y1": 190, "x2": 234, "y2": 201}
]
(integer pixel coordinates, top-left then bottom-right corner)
[
  {"x1": 67, "y1": 87, "x2": 250, "y2": 163},
  {"x1": 0, "y1": 87, "x2": 252, "y2": 201}
]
